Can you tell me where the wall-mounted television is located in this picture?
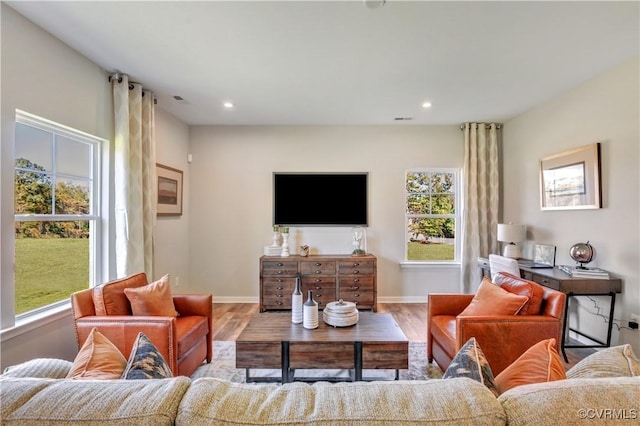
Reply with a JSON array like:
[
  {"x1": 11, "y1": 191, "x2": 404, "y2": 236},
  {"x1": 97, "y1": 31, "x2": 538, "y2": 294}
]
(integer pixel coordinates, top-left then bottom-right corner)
[{"x1": 273, "y1": 172, "x2": 368, "y2": 226}]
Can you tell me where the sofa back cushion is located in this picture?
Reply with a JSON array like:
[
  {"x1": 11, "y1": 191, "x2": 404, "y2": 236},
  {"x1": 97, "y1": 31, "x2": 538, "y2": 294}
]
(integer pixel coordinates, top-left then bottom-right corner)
[
  {"x1": 92, "y1": 272, "x2": 148, "y2": 315},
  {"x1": 179, "y1": 377, "x2": 506, "y2": 425},
  {"x1": 0, "y1": 376, "x2": 190, "y2": 425},
  {"x1": 493, "y1": 272, "x2": 545, "y2": 315}
]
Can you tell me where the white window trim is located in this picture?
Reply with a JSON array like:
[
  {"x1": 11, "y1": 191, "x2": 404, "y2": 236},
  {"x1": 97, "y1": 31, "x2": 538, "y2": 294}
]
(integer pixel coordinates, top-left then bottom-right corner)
[
  {"x1": 404, "y1": 168, "x2": 462, "y2": 264},
  {"x1": 12, "y1": 109, "x2": 107, "y2": 322}
]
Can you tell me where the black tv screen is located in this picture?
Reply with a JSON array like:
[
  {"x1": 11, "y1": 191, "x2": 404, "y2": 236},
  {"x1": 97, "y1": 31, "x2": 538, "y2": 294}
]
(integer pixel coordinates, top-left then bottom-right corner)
[{"x1": 273, "y1": 173, "x2": 368, "y2": 226}]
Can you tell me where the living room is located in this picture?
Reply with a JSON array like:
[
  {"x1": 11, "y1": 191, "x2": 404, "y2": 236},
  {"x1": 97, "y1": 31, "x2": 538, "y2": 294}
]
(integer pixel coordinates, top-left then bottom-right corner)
[{"x1": 1, "y1": 0, "x2": 638, "y2": 376}]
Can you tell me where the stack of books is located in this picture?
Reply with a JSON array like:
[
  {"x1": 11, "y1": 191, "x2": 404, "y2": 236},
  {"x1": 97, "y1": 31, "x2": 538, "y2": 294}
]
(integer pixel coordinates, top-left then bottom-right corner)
[
  {"x1": 263, "y1": 245, "x2": 283, "y2": 256},
  {"x1": 559, "y1": 265, "x2": 610, "y2": 279}
]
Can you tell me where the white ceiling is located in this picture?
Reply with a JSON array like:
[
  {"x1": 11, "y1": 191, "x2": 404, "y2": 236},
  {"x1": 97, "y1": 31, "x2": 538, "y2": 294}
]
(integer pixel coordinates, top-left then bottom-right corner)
[{"x1": 6, "y1": 1, "x2": 639, "y2": 126}]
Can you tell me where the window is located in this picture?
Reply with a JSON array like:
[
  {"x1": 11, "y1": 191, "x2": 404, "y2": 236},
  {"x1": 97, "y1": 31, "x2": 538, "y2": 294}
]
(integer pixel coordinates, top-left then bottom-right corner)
[
  {"x1": 405, "y1": 169, "x2": 460, "y2": 262},
  {"x1": 14, "y1": 110, "x2": 103, "y2": 316}
]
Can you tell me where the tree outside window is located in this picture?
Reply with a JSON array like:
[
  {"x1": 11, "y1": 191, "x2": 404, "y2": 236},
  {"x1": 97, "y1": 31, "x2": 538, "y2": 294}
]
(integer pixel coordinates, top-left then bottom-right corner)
[{"x1": 405, "y1": 170, "x2": 459, "y2": 261}]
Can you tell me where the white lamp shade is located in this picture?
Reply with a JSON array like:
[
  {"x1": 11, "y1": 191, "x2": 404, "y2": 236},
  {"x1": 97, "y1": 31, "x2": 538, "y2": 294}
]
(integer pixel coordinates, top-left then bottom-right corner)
[{"x1": 497, "y1": 224, "x2": 526, "y2": 243}]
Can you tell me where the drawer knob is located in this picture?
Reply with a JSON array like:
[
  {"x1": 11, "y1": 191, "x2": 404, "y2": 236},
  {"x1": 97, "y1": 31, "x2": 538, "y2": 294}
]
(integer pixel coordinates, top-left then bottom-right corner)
[
  {"x1": 315, "y1": 263, "x2": 322, "y2": 266},
  {"x1": 351, "y1": 286, "x2": 359, "y2": 290},
  {"x1": 277, "y1": 263, "x2": 283, "y2": 267},
  {"x1": 315, "y1": 279, "x2": 322, "y2": 283},
  {"x1": 276, "y1": 286, "x2": 283, "y2": 290},
  {"x1": 316, "y1": 294, "x2": 322, "y2": 298},
  {"x1": 354, "y1": 293, "x2": 360, "y2": 297},
  {"x1": 277, "y1": 279, "x2": 283, "y2": 282},
  {"x1": 354, "y1": 278, "x2": 360, "y2": 283},
  {"x1": 276, "y1": 294, "x2": 283, "y2": 298},
  {"x1": 353, "y1": 262, "x2": 360, "y2": 266},
  {"x1": 315, "y1": 270, "x2": 321, "y2": 274},
  {"x1": 315, "y1": 286, "x2": 321, "y2": 290},
  {"x1": 277, "y1": 271, "x2": 283, "y2": 274},
  {"x1": 353, "y1": 270, "x2": 359, "y2": 274},
  {"x1": 276, "y1": 301, "x2": 283, "y2": 305}
]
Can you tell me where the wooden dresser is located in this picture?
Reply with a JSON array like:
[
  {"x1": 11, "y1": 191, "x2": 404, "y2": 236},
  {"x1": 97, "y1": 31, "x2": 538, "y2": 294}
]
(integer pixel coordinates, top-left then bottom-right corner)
[{"x1": 260, "y1": 254, "x2": 377, "y2": 312}]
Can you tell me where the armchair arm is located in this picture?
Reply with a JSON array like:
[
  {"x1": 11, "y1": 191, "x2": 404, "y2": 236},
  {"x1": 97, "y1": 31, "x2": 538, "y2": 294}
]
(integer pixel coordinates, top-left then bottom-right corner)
[
  {"x1": 456, "y1": 315, "x2": 562, "y2": 375},
  {"x1": 73, "y1": 316, "x2": 179, "y2": 374},
  {"x1": 428, "y1": 294, "x2": 474, "y2": 317},
  {"x1": 173, "y1": 294, "x2": 212, "y2": 318}
]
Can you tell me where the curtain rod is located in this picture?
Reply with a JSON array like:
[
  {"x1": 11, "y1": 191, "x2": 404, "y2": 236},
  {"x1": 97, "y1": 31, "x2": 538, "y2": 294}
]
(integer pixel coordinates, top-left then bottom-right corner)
[
  {"x1": 108, "y1": 73, "x2": 157, "y2": 104},
  {"x1": 460, "y1": 123, "x2": 502, "y2": 130}
]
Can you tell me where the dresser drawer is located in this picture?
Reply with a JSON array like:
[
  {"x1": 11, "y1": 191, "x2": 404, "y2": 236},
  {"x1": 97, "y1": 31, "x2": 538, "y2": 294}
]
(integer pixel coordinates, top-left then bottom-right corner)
[
  {"x1": 300, "y1": 260, "x2": 336, "y2": 276},
  {"x1": 338, "y1": 288, "x2": 374, "y2": 308},
  {"x1": 301, "y1": 281, "x2": 336, "y2": 308},
  {"x1": 262, "y1": 279, "x2": 294, "y2": 309},
  {"x1": 530, "y1": 274, "x2": 561, "y2": 291},
  {"x1": 262, "y1": 261, "x2": 298, "y2": 276},
  {"x1": 339, "y1": 276, "x2": 374, "y2": 290},
  {"x1": 338, "y1": 260, "x2": 374, "y2": 275}
]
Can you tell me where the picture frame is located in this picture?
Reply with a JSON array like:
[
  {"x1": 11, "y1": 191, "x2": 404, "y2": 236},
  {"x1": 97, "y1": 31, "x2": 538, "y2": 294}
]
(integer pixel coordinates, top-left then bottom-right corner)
[
  {"x1": 156, "y1": 163, "x2": 183, "y2": 216},
  {"x1": 539, "y1": 143, "x2": 601, "y2": 210}
]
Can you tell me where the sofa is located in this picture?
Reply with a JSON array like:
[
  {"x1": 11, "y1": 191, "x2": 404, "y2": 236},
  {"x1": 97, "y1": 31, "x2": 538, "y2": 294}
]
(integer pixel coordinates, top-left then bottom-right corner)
[
  {"x1": 1, "y1": 345, "x2": 638, "y2": 425},
  {"x1": 71, "y1": 273, "x2": 213, "y2": 377}
]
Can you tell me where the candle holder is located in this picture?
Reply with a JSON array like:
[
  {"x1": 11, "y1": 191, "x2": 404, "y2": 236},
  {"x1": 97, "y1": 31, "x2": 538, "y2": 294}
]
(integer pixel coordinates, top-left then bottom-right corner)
[
  {"x1": 281, "y1": 227, "x2": 290, "y2": 257},
  {"x1": 271, "y1": 225, "x2": 282, "y2": 247}
]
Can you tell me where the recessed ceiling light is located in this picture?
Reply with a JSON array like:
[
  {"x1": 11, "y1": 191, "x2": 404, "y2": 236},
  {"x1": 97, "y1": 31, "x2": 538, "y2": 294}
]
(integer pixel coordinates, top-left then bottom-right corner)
[
  {"x1": 223, "y1": 102, "x2": 234, "y2": 109},
  {"x1": 422, "y1": 102, "x2": 432, "y2": 108}
]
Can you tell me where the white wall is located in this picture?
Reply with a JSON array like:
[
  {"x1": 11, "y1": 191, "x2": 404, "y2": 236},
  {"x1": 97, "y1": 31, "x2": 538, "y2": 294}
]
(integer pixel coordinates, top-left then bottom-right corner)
[
  {"x1": 503, "y1": 56, "x2": 640, "y2": 352},
  {"x1": 154, "y1": 108, "x2": 191, "y2": 291},
  {"x1": 188, "y1": 125, "x2": 463, "y2": 303}
]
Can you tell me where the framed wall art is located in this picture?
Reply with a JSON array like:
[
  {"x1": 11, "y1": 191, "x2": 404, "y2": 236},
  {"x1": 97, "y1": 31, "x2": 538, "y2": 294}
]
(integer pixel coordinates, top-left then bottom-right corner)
[
  {"x1": 539, "y1": 143, "x2": 601, "y2": 210},
  {"x1": 156, "y1": 163, "x2": 183, "y2": 216}
]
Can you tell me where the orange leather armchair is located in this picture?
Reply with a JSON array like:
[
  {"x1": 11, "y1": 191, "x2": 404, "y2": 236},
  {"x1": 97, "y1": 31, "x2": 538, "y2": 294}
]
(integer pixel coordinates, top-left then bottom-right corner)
[
  {"x1": 427, "y1": 272, "x2": 566, "y2": 375},
  {"x1": 71, "y1": 273, "x2": 213, "y2": 377}
]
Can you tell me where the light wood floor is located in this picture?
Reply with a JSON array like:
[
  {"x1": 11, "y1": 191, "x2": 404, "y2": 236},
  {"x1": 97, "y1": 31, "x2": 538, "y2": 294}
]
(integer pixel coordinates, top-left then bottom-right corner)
[{"x1": 212, "y1": 303, "x2": 593, "y2": 369}]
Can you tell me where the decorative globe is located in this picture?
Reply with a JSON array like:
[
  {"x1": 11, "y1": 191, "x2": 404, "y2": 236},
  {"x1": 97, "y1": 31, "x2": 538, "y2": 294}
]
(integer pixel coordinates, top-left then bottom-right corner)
[{"x1": 569, "y1": 242, "x2": 595, "y2": 268}]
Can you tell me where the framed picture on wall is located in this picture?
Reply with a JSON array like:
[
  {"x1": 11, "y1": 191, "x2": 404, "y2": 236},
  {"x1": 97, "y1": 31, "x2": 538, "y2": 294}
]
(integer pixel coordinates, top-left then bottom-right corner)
[
  {"x1": 539, "y1": 143, "x2": 601, "y2": 210},
  {"x1": 156, "y1": 163, "x2": 183, "y2": 216}
]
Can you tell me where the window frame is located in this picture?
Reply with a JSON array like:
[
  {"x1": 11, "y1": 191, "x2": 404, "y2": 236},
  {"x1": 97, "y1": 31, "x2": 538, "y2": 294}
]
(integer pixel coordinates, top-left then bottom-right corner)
[
  {"x1": 13, "y1": 110, "x2": 104, "y2": 318},
  {"x1": 404, "y1": 168, "x2": 462, "y2": 264}
]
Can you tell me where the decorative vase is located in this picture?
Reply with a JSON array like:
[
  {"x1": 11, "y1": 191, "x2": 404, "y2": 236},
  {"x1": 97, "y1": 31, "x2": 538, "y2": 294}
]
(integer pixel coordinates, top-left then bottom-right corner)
[
  {"x1": 303, "y1": 290, "x2": 318, "y2": 329},
  {"x1": 281, "y1": 230, "x2": 290, "y2": 257},
  {"x1": 291, "y1": 275, "x2": 303, "y2": 324},
  {"x1": 352, "y1": 226, "x2": 367, "y2": 256}
]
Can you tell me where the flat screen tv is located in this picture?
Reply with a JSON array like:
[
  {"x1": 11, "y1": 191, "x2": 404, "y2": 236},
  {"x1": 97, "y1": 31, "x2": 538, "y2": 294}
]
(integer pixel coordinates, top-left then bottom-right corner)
[{"x1": 273, "y1": 173, "x2": 368, "y2": 226}]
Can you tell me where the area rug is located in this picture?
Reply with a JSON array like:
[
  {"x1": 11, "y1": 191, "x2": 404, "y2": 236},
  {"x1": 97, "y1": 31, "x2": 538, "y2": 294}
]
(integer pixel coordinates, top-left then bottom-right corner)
[{"x1": 191, "y1": 341, "x2": 443, "y2": 383}]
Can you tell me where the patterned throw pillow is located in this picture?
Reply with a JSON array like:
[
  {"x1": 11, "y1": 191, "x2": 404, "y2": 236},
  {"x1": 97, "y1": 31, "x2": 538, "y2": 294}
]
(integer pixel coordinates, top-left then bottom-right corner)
[
  {"x1": 494, "y1": 338, "x2": 566, "y2": 394},
  {"x1": 121, "y1": 332, "x2": 173, "y2": 379},
  {"x1": 2, "y1": 358, "x2": 73, "y2": 379},
  {"x1": 443, "y1": 337, "x2": 499, "y2": 396},
  {"x1": 124, "y1": 274, "x2": 180, "y2": 317}
]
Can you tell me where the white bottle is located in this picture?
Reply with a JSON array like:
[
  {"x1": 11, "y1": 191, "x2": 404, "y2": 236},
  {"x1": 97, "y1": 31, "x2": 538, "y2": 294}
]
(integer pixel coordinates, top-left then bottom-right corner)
[
  {"x1": 291, "y1": 275, "x2": 303, "y2": 324},
  {"x1": 303, "y1": 290, "x2": 318, "y2": 329}
]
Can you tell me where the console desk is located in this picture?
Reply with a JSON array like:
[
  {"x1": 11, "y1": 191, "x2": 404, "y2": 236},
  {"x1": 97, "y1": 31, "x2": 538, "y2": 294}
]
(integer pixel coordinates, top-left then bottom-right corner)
[{"x1": 478, "y1": 257, "x2": 622, "y2": 362}]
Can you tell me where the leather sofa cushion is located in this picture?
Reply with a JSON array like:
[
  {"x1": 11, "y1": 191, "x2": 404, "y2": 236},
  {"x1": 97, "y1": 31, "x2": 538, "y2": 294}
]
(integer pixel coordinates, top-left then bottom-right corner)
[
  {"x1": 493, "y1": 273, "x2": 545, "y2": 315},
  {"x1": 177, "y1": 316, "x2": 209, "y2": 358},
  {"x1": 459, "y1": 278, "x2": 529, "y2": 316},
  {"x1": 93, "y1": 273, "x2": 148, "y2": 315}
]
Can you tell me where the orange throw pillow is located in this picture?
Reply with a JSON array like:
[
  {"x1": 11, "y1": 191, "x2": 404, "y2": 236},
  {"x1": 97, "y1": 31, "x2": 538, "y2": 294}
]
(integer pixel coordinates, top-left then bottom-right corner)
[
  {"x1": 124, "y1": 274, "x2": 179, "y2": 317},
  {"x1": 66, "y1": 328, "x2": 127, "y2": 379},
  {"x1": 459, "y1": 277, "x2": 529, "y2": 316},
  {"x1": 493, "y1": 272, "x2": 545, "y2": 315},
  {"x1": 494, "y1": 338, "x2": 566, "y2": 394}
]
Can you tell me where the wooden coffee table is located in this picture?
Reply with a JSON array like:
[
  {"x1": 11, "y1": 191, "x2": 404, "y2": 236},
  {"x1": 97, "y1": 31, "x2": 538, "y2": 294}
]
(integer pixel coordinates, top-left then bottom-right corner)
[{"x1": 236, "y1": 312, "x2": 408, "y2": 383}]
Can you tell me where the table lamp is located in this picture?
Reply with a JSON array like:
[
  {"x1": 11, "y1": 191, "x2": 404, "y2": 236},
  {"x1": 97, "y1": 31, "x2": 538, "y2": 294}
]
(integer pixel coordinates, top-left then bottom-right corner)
[{"x1": 497, "y1": 223, "x2": 526, "y2": 259}]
